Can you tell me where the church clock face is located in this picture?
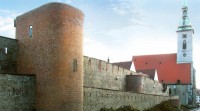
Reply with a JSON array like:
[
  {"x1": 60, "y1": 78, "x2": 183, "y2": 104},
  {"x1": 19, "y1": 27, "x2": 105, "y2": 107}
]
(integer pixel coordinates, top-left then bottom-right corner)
[
  {"x1": 183, "y1": 53, "x2": 186, "y2": 57},
  {"x1": 183, "y1": 34, "x2": 187, "y2": 38}
]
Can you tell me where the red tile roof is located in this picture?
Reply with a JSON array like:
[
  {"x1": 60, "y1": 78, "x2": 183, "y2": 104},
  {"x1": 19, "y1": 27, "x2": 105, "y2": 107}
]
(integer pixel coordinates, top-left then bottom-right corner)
[{"x1": 133, "y1": 53, "x2": 191, "y2": 84}]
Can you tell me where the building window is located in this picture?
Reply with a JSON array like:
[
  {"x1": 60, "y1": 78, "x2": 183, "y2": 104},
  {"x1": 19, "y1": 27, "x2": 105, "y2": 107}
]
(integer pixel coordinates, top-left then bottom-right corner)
[
  {"x1": 4, "y1": 47, "x2": 7, "y2": 54},
  {"x1": 183, "y1": 10, "x2": 187, "y2": 16},
  {"x1": 29, "y1": 25, "x2": 33, "y2": 37},
  {"x1": 182, "y1": 34, "x2": 187, "y2": 38},
  {"x1": 73, "y1": 59, "x2": 77, "y2": 72},
  {"x1": 183, "y1": 40, "x2": 187, "y2": 50},
  {"x1": 177, "y1": 80, "x2": 181, "y2": 84},
  {"x1": 169, "y1": 88, "x2": 172, "y2": 95}
]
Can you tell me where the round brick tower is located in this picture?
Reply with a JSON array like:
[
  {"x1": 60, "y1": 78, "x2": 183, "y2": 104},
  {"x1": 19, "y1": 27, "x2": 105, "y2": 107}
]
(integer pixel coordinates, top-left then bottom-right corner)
[{"x1": 15, "y1": 3, "x2": 84, "y2": 111}]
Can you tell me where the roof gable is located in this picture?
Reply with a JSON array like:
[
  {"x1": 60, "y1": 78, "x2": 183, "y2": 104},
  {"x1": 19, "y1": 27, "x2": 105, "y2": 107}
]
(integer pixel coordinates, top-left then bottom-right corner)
[
  {"x1": 112, "y1": 61, "x2": 132, "y2": 70},
  {"x1": 136, "y1": 69, "x2": 155, "y2": 80}
]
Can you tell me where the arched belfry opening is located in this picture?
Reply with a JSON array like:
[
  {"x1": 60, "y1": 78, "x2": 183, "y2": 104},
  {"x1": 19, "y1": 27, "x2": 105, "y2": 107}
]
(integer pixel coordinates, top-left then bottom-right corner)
[{"x1": 183, "y1": 40, "x2": 187, "y2": 50}]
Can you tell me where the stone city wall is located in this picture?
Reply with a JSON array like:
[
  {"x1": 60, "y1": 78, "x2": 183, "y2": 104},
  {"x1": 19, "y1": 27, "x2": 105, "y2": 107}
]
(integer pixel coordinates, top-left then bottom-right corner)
[
  {"x1": 0, "y1": 36, "x2": 17, "y2": 74},
  {"x1": 0, "y1": 74, "x2": 35, "y2": 111},
  {"x1": 83, "y1": 56, "x2": 171, "y2": 111},
  {"x1": 84, "y1": 56, "x2": 136, "y2": 91},
  {"x1": 84, "y1": 56, "x2": 168, "y2": 96},
  {"x1": 83, "y1": 87, "x2": 171, "y2": 111}
]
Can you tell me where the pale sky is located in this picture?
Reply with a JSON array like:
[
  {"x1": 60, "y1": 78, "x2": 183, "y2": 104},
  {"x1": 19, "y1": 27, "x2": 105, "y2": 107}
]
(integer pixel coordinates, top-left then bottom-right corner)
[{"x1": 0, "y1": 0, "x2": 199, "y2": 88}]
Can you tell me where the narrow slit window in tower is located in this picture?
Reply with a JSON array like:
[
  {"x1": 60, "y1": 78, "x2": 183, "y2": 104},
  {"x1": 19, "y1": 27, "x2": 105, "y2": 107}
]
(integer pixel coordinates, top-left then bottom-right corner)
[
  {"x1": 73, "y1": 59, "x2": 77, "y2": 72},
  {"x1": 29, "y1": 25, "x2": 33, "y2": 37},
  {"x1": 4, "y1": 47, "x2": 7, "y2": 54}
]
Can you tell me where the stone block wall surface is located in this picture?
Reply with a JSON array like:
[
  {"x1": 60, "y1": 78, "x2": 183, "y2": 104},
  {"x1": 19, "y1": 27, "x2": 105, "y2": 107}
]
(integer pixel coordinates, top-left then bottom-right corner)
[
  {"x1": 0, "y1": 74, "x2": 35, "y2": 111},
  {"x1": 84, "y1": 56, "x2": 137, "y2": 91},
  {"x1": 83, "y1": 56, "x2": 171, "y2": 111},
  {"x1": 83, "y1": 87, "x2": 170, "y2": 111},
  {"x1": 15, "y1": 2, "x2": 84, "y2": 111},
  {"x1": 0, "y1": 36, "x2": 17, "y2": 74},
  {"x1": 84, "y1": 56, "x2": 168, "y2": 96},
  {"x1": 126, "y1": 75, "x2": 169, "y2": 95},
  {"x1": 126, "y1": 75, "x2": 143, "y2": 93}
]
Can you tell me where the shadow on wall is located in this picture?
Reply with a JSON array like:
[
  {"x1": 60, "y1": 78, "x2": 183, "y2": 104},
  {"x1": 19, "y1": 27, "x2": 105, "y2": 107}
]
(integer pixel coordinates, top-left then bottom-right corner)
[{"x1": 0, "y1": 37, "x2": 17, "y2": 74}]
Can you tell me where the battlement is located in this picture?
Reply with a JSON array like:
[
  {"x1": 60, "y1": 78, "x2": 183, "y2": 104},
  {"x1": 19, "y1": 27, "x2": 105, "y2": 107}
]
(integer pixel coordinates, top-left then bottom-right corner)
[
  {"x1": 84, "y1": 56, "x2": 136, "y2": 75},
  {"x1": 83, "y1": 56, "x2": 168, "y2": 96},
  {"x1": 84, "y1": 56, "x2": 137, "y2": 91}
]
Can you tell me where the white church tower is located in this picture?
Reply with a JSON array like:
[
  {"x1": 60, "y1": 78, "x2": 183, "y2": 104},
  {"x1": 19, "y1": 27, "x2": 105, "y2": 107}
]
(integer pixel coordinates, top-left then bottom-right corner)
[
  {"x1": 177, "y1": 0, "x2": 194, "y2": 63},
  {"x1": 177, "y1": 0, "x2": 196, "y2": 106}
]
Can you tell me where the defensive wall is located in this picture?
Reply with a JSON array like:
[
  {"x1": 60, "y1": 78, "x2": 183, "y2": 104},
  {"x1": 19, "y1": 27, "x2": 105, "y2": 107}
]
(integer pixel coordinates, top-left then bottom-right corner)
[
  {"x1": 83, "y1": 56, "x2": 135, "y2": 91},
  {"x1": 0, "y1": 36, "x2": 17, "y2": 74},
  {"x1": 126, "y1": 75, "x2": 169, "y2": 95},
  {"x1": 0, "y1": 2, "x2": 180, "y2": 111},
  {"x1": 0, "y1": 74, "x2": 35, "y2": 111},
  {"x1": 84, "y1": 88, "x2": 171, "y2": 111},
  {"x1": 84, "y1": 56, "x2": 169, "y2": 95},
  {"x1": 0, "y1": 37, "x2": 35, "y2": 111},
  {"x1": 0, "y1": 36, "x2": 173, "y2": 111},
  {"x1": 83, "y1": 56, "x2": 172, "y2": 111}
]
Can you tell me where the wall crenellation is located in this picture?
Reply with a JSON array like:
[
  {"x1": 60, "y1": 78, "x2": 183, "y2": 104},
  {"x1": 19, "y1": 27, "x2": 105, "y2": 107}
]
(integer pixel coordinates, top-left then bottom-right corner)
[
  {"x1": 84, "y1": 56, "x2": 169, "y2": 95},
  {"x1": 84, "y1": 56, "x2": 137, "y2": 91},
  {"x1": 83, "y1": 55, "x2": 173, "y2": 111},
  {"x1": 84, "y1": 56, "x2": 136, "y2": 75}
]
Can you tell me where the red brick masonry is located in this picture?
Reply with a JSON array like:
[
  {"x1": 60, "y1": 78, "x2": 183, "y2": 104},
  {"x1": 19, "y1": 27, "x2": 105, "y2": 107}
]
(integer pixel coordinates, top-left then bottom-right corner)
[{"x1": 15, "y1": 2, "x2": 84, "y2": 111}]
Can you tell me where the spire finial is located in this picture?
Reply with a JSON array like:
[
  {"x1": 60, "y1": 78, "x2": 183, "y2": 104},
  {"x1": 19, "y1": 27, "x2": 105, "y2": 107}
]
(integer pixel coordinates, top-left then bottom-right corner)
[
  {"x1": 182, "y1": 0, "x2": 188, "y2": 7},
  {"x1": 107, "y1": 57, "x2": 110, "y2": 63}
]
